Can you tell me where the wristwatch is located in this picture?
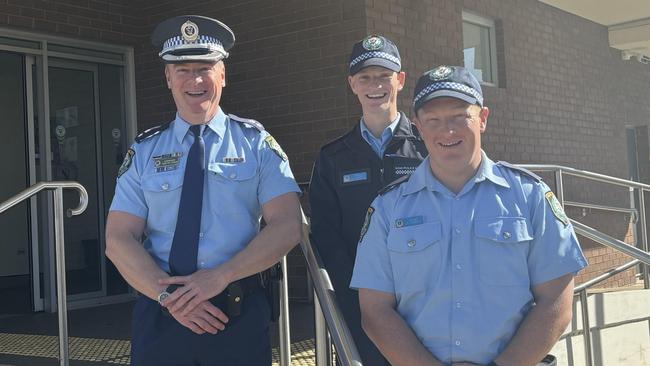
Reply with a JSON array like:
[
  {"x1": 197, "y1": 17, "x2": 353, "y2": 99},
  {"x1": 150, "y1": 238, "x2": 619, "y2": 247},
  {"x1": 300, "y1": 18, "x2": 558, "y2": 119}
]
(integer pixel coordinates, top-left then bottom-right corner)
[{"x1": 157, "y1": 284, "x2": 179, "y2": 306}]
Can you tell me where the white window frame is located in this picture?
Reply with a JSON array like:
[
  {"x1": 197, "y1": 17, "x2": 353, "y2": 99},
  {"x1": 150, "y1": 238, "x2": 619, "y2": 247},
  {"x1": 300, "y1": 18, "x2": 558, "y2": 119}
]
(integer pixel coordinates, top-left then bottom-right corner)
[{"x1": 462, "y1": 11, "x2": 499, "y2": 87}]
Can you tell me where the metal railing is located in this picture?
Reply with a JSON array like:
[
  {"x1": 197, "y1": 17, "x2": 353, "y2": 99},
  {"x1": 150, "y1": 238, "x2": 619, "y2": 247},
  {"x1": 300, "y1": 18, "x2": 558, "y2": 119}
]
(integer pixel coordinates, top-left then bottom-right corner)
[
  {"x1": 520, "y1": 164, "x2": 650, "y2": 366},
  {"x1": 0, "y1": 181, "x2": 88, "y2": 366},
  {"x1": 300, "y1": 210, "x2": 363, "y2": 366}
]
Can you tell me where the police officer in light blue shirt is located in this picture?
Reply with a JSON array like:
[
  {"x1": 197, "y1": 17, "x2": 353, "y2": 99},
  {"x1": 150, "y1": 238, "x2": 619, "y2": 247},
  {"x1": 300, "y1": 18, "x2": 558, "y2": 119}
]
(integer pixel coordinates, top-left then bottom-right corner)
[
  {"x1": 351, "y1": 65, "x2": 587, "y2": 366},
  {"x1": 106, "y1": 15, "x2": 301, "y2": 366}
]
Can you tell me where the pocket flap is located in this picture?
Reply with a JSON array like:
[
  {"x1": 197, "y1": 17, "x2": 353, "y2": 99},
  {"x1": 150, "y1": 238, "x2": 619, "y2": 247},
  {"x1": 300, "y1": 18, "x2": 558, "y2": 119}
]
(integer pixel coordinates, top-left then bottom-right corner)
[
  {"x1": 208, "y1": 161, "x2": 256, "y2": 181},
  {"x1": 387, "y1": 221, "x2": 442, "y2": 253},
  {"x1": 475, "y1": 217, "x2": 533, "y2": 243},
  {"x1": 141, "y1": 173, "x2": 183, "y2": 192}
]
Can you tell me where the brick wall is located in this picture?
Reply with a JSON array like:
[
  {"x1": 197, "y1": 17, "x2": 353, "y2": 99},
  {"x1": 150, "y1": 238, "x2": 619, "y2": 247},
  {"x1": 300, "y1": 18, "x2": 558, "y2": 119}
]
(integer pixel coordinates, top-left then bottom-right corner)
[{"x1": 0, "y1": 0, "x2": 143, "y2": 45}]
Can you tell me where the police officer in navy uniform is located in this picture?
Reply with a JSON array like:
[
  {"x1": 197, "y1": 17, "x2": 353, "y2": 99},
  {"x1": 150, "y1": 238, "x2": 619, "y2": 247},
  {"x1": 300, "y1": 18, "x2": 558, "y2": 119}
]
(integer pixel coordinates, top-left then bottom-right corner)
[
  {"x1": 106, "y1": 15, "x2": 301, "y2": 366},
  {"x1": 309, "y1": 35, "x2": 427, "y2": 365},
  {"x1": 351, "y1": 66, "x2": 587, "y2": 366}
]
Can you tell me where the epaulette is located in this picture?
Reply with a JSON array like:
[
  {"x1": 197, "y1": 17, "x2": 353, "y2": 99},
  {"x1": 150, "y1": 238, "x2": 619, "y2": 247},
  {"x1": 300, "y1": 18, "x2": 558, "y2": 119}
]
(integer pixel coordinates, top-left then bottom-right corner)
[
  {"x1": 497, "y1": 161, "x2": 542, "y2": 182},
  {"x1": 228, "y1": 113, "x2": 265, "y2": 132},
  {"x1": 378, "y1": 174, "x2": 410, "y2": 195},
  {"x1": 135, "y1": 122, "x2": 171, "y2": 143}
]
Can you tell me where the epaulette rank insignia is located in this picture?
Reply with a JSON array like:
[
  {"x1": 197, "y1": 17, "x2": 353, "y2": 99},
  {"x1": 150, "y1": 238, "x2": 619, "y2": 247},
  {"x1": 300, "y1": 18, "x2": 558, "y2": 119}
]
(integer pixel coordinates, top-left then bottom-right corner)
[
  {"x1": 496, "y1": 161, "x2": 542, "y2": 182},
  {"x1": 135, "y1": 122, "x2": 171, "y2": 143},
  {"x1": 378, "y1": 174, "x2": 410, "y2": 195},
  {"x1": 228, "y1": 113, "x2": 265, "y2": 132}
]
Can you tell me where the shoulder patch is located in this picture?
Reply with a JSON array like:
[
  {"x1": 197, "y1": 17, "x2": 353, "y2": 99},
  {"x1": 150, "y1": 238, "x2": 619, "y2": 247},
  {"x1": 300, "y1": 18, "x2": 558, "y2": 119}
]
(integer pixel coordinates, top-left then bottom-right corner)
[
  {"x1": 359, "y1": 206, "x2": 375, "y2": 243},
  {"x1": 117, "y1": 148, "x2": 135, "y2": 178},
  {"x1": 497, "y1": 161, "x2": 542, "y2": 182},
  {"x1": 378, "y1": 174, "x2": 410, "y2": 195},
  {"x1": 228, "y1": 113, "x2": 265, "y2": 131},
  {"x1": 264, "y1": 135, "x2": 288, "y2": 161},
  {"x1": 135, "y1": 122, "x2": 171, "y2": 143},
  {"x1": 545, "y1": 190, "x2": 570, "y2": 226}
]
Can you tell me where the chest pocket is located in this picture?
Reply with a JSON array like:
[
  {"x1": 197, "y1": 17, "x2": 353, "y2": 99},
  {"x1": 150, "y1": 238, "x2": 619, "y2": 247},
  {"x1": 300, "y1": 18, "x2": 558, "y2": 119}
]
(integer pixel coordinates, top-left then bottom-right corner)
[
  {"x1": 475, "y1": 217, "x2": 533, "y2": 286},
  {"x1": 387, "y1": 221, "x2": 443, "y2": 294},
  {"x1": 141, "y1": 172, "x2": 184, "y2": 233},
  {"x1": 207, "y1": 160, "x2": 259, "y2": 214}
]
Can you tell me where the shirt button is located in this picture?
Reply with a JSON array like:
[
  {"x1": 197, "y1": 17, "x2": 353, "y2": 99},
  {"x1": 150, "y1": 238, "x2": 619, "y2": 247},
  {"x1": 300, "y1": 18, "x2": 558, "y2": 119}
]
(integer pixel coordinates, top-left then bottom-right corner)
[
  {"x1": 454, "y1": 227, "x2": 461, "y2": 234},
  {"x1": 456, "y1": 264, "x2": 462, "y2": 270},
  {"x1": 229, "y1": 172, "x2": 237, "y2": 179},
  {"x1": 199, "y1": 261, "x2": 205, "y2": 267},
  {"x1": 161, "y1": 183, "x2": 169, "y2": 191},
  {"x1": 503, "y1": 231, "x2": 512, "y2": 239},
  {"x1": 456, "y1": 301, "x2": 462, "y2": 308},
  {"x1": 407, "y1": 239, "x2": 416, "y2": 247},
  {"x1": 455, "y1": 340, "x2": 461, "y2": 346},
  {"x1": 199, "y1": 232, "x2": 204, "y2": 238}
]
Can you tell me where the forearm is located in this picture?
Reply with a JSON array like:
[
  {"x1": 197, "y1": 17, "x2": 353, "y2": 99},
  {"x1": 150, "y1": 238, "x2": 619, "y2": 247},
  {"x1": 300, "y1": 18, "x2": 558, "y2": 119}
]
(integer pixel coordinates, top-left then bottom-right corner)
[
  {"x1": 216, "y1": 209, "x2": 301, "y2": 284},
  {"x1": 105, "y1": 229, "x2": 167, "y2": 300},
  {"x1": 494, "y1": 279, "x2": 574, "y2": 366},
  {"x1": 363, "y1": 305, "x2": 442, "y2": 366}
]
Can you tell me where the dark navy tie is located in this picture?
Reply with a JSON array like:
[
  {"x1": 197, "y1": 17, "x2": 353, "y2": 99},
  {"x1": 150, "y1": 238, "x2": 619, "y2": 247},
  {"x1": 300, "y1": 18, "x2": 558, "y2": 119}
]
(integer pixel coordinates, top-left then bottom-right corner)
[{"x1": 169, "y1": 124, "x2": 205, "y2": 276}]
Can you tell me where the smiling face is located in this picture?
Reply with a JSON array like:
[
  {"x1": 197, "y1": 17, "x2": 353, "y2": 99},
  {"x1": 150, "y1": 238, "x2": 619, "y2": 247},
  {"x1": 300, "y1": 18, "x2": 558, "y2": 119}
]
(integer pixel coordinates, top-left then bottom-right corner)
[
  {"x1": 348, "y1": 66, "x2": 405, "y2": 118},
  {"x1": 165, "y1": 61, "x2": 225, "y2": 124},
  {"x1": 413, "y1": 97, "x2": 489, "y2": 181}
]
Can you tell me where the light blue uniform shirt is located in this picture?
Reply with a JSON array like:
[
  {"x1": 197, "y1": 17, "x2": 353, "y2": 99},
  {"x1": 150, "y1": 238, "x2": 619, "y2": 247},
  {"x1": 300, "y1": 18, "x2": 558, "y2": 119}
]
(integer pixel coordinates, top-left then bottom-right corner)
[
  {"x1": 110, "y1": 108, "x2": 300, "y2": 273},
  {"x1": 351, "y1": 152, "x2": 587, "y2": 364},
  {"x1": 360, "y1": 113, "x2": 400, "y2": 157}
]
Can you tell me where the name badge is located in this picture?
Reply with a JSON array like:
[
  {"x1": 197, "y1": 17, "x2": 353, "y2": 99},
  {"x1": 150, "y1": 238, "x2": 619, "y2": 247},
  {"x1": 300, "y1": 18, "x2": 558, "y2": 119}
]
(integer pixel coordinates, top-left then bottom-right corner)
[
  {"x1": 395, "y1": 215, "x2": 424, "y2": 228},
  {"x1": 153, "y1": 152, "x2": 182, "y2": 173},
  {"x1": 342, "y1": 171, "x2": 368, "y2": 184},
  {"x1": 223, "y1": 157, "x2": 245, "y2": 163}
]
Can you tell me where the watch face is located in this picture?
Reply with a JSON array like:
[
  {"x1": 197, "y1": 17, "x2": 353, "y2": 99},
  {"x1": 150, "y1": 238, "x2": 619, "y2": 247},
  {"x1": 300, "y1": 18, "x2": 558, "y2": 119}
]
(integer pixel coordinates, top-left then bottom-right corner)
[{"x1": 158, "y1": 291, "x2": 170, "y2": 304}]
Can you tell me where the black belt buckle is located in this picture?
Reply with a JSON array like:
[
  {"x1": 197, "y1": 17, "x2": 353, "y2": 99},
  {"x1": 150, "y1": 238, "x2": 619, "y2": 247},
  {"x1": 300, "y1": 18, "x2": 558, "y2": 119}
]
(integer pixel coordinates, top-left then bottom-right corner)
[{"x1": 227, "y1": 281, "x2": 243, "y2": 317}]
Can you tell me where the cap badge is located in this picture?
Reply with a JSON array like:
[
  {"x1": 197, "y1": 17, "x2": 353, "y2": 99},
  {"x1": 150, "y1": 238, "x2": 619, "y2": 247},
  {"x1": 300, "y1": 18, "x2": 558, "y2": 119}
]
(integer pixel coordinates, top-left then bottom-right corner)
[
  {"x1": 181, "y1": 20, "x2": 199, "y2": 42},
  {"x1": 362, "y1": 36, "x2": 383, "y2": 51},
  {"x1": 429, "y1": 65, "x2": 453, "y2": 81}
]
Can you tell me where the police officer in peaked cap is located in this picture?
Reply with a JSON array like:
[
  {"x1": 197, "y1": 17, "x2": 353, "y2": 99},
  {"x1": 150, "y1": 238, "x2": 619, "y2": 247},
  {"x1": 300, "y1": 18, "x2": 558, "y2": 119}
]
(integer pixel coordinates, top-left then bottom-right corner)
[
  {"x1": 309, "y1": 34, "x2": 427, "y2": 365},
  {"x1": 351, "y1": 65, "x2": 587, "y2": 365},
  {"x1": 106, "y1": 15, "x2": 301, "y2": 365}
]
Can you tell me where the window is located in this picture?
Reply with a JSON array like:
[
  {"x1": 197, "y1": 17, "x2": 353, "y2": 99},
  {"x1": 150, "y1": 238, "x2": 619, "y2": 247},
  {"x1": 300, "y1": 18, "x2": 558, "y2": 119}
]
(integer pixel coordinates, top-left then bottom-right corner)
[{"x1": 462, "y1": 11, "x2": 498, "y2": 86}]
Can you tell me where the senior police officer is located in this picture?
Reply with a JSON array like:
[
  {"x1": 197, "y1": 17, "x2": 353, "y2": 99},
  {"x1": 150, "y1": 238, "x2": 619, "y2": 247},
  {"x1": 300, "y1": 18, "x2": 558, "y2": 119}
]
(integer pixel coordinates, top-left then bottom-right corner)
[
  {"x1": 105, "y1": 15, "x2": 301, "y2": 366},
  {"x1": 309, "y1": 35, "x2": 427, "y2": 364},
  {"x1": 351, "y1": 65, "x2": 587, "y2": 366}
]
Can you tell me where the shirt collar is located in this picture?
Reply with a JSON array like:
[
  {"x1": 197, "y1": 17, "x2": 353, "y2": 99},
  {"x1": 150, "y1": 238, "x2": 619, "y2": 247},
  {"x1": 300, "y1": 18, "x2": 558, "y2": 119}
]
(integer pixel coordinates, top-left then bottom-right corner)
[
  {"x1": 402, "y1": 151, "x2": 509, "y2": 196},
  {"x1": 172, "y1": 108, "x2": 227, "y2": 144},
  {"x1": 359, "y1": 113, "x2": 401, "y2": 143}
]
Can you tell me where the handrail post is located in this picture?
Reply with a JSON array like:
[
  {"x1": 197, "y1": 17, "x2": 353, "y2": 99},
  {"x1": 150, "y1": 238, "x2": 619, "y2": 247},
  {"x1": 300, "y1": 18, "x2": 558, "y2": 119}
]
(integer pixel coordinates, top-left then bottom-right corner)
[
  {"x1": 278, "y1": 256, "x2": 291, "y2": 366},
  {"x1": 53, "y1": 187, "x2": 70, "y2": 366},
  {"x1": 314, "y1": 293, "x2": 332, "y2": 366},
  {"x1": 638, "y1": 189, "x2": 650, "y2": 289},
  {"x1": 554, "y1": 170, "x2": 565, "y2": 204},
  {"x1": 580, "y1": 289, "x2": 593, "y2": 366}
]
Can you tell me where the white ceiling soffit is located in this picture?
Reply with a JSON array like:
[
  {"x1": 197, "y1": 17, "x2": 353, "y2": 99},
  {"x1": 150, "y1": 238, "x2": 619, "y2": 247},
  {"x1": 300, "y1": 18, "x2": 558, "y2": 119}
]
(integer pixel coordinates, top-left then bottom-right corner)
[{"x1": 539, "y1": 0, "x2": 650, "y2": 61}]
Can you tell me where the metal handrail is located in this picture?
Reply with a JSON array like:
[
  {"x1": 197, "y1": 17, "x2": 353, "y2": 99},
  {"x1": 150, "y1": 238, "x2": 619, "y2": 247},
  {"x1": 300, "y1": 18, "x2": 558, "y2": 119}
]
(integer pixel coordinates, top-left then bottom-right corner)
[
  {"x1": 300, "y1": 210, "x2": 363, "y2": 366},
  {"x1": 0, "y1": 181, "x2": 88, "y2": 366},
  {"x1": 520, "y1": 164, "x2": 650, "y2": 366}
]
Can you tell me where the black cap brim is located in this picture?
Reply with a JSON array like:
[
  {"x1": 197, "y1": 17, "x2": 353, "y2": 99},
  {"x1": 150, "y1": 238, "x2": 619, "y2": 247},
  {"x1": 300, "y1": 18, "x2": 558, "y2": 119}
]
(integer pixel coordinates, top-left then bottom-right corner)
[{"x1": 350, "y1": 58, "x2": 401, "y2": 75}]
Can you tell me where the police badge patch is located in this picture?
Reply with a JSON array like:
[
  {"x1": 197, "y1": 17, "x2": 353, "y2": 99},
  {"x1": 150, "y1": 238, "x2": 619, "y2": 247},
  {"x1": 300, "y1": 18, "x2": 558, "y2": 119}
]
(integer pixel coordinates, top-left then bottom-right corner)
[
  {"x1": 545, "y1": 191, "x2": 569, "y2": 226},
  {"x1": 264, "y1": 135, "x2": 288, "y2": 161},
  {"x1": 181, "y1": 20, "x2": 199, "y2": 42},
  {"x1": 118, "y1": 148, "x2": 135, "y2": 178},
  {"x1": 359, "y1": 206, "x2": 375, "y2": 242},
  {"x1": 429, "y1": 65, "x2": 453, "y2": 81},
  {"x1": 362, "y1": 35, "x2": 383, "y2": 51}
]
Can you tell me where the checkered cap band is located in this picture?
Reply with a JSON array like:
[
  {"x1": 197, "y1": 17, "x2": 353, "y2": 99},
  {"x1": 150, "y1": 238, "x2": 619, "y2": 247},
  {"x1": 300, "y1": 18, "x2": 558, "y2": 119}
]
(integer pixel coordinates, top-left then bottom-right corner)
[
  {"x1": 413, "y1": 81, "x2": 483, "y2": 106},
  {"x1": 349, "y1": 51, "x2": 401, "y2": 69},
  {"x1": 161, "y1": 35, "x2": 224, "y2": 55}
]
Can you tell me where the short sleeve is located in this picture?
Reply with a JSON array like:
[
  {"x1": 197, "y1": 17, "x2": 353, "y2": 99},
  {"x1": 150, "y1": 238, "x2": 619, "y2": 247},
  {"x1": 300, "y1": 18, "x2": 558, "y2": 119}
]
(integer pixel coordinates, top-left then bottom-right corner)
[
  {"x1": 257, "y1": 132, "x2": 301, "y2": 205},
  {"x1": 109, "y1": 143, "x2": 148, "y2": 219},
  {"x1": 350, "y1": 197, "x2": 395, "y2": 293},
  {"x1": 527, "y1": 181, "x2": 588, "y2": 285}
]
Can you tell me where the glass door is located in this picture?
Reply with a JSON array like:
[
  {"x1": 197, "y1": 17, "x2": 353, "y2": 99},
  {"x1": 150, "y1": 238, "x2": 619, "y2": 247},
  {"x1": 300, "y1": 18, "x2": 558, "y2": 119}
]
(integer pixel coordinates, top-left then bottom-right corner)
[
  {"x1": 47, "y1": 61, "x2": 105, "y2": 299},
  {"x1": 0, "y1": 51, "x2": 32, "y2": 315}
]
